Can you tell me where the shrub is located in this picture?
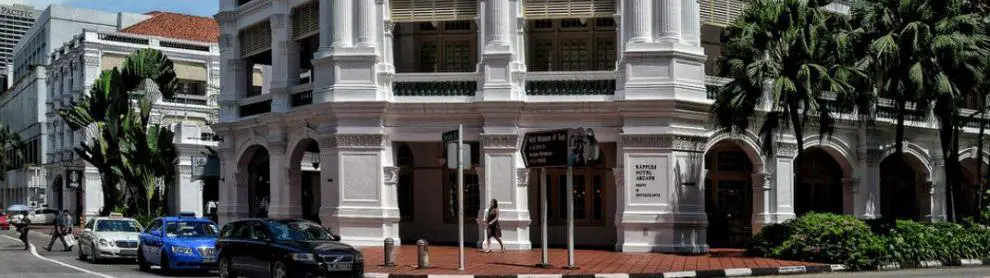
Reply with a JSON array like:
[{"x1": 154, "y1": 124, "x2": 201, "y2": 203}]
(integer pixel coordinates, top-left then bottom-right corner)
[{"x1": 747, "y1": 213, "x2": 990, "y2": 270}]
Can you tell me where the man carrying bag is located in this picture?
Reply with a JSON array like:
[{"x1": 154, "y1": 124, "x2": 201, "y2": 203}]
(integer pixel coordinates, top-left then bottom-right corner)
[{"x1": 45, "y1": 209, "x2": 72, "y2": 251}]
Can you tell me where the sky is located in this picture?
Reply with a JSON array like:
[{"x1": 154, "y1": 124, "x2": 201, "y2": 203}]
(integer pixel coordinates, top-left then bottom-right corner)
[{"x1": 0, "y1": 0, "x2": 219, "y2": 17}]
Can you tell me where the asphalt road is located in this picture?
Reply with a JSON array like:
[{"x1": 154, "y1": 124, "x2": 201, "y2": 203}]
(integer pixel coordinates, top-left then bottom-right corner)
[{"x1": 0, "y1": 228, "x2": 213, "y2": 278}]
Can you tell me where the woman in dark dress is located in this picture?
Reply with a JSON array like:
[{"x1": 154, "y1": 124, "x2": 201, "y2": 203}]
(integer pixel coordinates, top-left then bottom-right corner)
[{"x1": 484, "y1": 199, "x2": 504, "y2": 252}]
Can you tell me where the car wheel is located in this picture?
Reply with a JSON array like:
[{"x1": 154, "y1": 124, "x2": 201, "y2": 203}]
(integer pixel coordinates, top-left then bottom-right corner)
[
  {"x1": 77, "y1": 244, "x2": 85, "y2": 261},
  {"x1": 88, "y1": 243, "x2": 99, "y2": 264},
  {"x1": 271, "y1": 260, "x2": 289, "y2": 278},
  {"x1": 219, "y1": 256, "x2": 237, "y2": 278},
  {"x1": 160, "y1": 252, "x2": 173, "y2": 274},
  {"x1": 137, "y1": 248, "x2": 150, "y2": 272}
]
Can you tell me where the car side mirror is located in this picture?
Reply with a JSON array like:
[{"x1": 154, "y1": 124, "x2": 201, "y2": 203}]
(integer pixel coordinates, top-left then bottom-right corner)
[{"x1": 149, "y1": 230, "x2": 161, "y2": 237}]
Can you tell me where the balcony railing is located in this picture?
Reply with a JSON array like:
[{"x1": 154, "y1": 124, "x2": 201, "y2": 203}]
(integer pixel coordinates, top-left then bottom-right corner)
[
  {"x1": 876, "y1": 98, "x2": 928, "y2": 122},
  {"x1": 393, "y1": 73, "x2": 478, "y2": 97},
  {"x1": 290, "y1": 83, "x2": 313, "y2": 107},
  {"x1": 525, "y1": 71, "x2": 618, "y2": 96}
]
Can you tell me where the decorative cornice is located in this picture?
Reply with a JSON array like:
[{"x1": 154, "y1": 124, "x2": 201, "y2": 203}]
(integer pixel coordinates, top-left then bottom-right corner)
[
  {"x1": 481, "y1": 134, "x2": 519, "y2": 149},
  {"x1": 776, "y1": 142, "x2": 799, "y2": 157},
  {"x1": 620, "y1": 134, "x2": 706, "y2": 151},
  {"x1": 672, "y1": 136, "x2": 706, "y2": 152},
  {"x1": 325, "y1": 134, "x2": 388, "y2": 149},
  {"x1": 515, "y1": 168, "x2": 529, "y2": 186}
]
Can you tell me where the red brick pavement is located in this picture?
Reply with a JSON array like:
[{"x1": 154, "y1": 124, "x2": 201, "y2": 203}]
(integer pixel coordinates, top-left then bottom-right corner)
[{"x1": 360, "y1": 246, "x2": 819, "y2": 275}]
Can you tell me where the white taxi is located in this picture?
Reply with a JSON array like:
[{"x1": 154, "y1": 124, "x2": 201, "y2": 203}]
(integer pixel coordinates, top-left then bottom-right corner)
[{"x1": 78, "y1": 213, "x2": 144, "y2": 263}]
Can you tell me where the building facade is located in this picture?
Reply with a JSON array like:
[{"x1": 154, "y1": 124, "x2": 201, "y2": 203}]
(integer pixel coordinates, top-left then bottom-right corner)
[
  {"x1": 0, "y1": 6, "x2": 222, "y2": 221},
  {"x1": 0, "y1": 4, "x2": 39, "y2": 90},
  {"x1": 0, "y1": 5, "x2": 151, "y2": 210},
  {"x1": 46, "y1": 21, "x2": 221, "y2": 219},
  {"x1": 214, "y1": 0, "x2": 982, "y2": 252}
]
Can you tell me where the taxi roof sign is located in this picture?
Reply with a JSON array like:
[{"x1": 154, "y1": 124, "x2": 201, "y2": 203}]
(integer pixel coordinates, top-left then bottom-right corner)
[
  {"x1": 109, "y1": 213, "x2": 123, "y2": 218},
  {"x1": 178, "y1": 211, "x2": 197, "y2": 217}
]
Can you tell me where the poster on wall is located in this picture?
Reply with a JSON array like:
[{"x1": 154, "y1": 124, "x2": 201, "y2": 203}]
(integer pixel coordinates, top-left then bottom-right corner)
[{"x1": 628, "y1": 156, "x2": 667, "y2": 204}]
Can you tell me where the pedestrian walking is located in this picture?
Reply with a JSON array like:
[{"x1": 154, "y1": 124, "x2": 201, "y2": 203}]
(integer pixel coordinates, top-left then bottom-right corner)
[
  {"x1": 45, "y1": 209, "x2": 71, "y2": 251},
  {"x1": 11, "y1": 216, "x2": 31, "y2": 250},
  {"x1": 483, "y1": 199, "x2": 504, "y2": 253}
]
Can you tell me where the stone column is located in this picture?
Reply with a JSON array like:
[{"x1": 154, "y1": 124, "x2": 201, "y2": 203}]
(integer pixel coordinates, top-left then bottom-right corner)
[
  {"x1": 269, "y1": 11, "x2": 300, "y2": 113},
  {"x1": 355, "y1": 0, "x2": 376, "y2": 47},
  {"x1": 627, "y1": 0, "x2": 653, "y2": 44},
  {"x1": 318, "y1": 134, "x2": 400, "y2": 247},
  {"x1": 318, "y1": 0, "x2": 334, "y2": 49},
  {"x1": 332, "y1": 0, "x2": 353, "y2": 47},
  {"x1": 858, "y1": 148, "x2": 882, "y2": 219},
  {"x1": 773, "y1": 143, "x2": 798, "y2": 223},
  {"x1": 267, "y1": 134, "x2": 302, "y2": 219},
  {"x1": 217, "y1": 132, "x2": 248, "y2": 225},
  {"x1": 216, "y1": 10, "x2": 244, "y2": 122},
  {"x1": 479, "y1": 133, "x2": 531, "y2": 250},
  {"x1": 842, "y1": 177, "x2": 859, "y2": 215},
  {"x1": 680, "y1": 0, "x2": 701, "y2": 46},
  {"x1": 485, "y1": 0, "x2": 511, "y2": 49},
  {"x1": 656, "y1": 0, "x2": 681, "y2": 43},
  {"x1": 751, "y1": 172, "x2": 772, "y2": 234}
]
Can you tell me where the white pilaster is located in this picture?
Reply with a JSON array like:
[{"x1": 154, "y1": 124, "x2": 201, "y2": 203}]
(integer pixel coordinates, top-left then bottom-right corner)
[
  {"x1": 332, "y1": 0, "x2": 353, "y2": 47},
  {"x1": 773, "y1": 143, "x2": 797, "y2": 222},
  {"x1": 627, "y1": 0, "x2": 653, "y2": 44},
  {"x1": 479, "y1": 0, "x2": 520, "y2": 101},
  {"x1": 478, "y1": 133, "x2": 531, "y2": 250},
  {"x1": 355, "y1": 0, "x2": 376, "y2": 47},
  {"x1": 216, "y1": 11, "x2": 244, "y2": 122},
  {"x1": 857, "y1": 148, "x2": 882, "y2": 219},
  {"x1": 750, "y1": 172, "x2": 772, "y2": 233},
  {"x1": 318, "y1": 133, "x2": 400, "y2": 247},
  {"x1": 679, "y1": 0, "x2": 701, "y2": 46},
  {"x1": 485, "y1": 0, "x2": 511, "y2": 49},
  {"x1": 269, "y1": 3, "x2": 300, "y2": 113}
]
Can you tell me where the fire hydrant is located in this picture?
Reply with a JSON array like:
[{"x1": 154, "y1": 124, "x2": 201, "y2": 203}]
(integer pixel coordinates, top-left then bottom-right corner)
[
  {"x1": 416, "y1": 239, "x2": 429, "y2": 269},
  {"x1": 383, "y1": 238, "x2": 396, "y2": 267}
]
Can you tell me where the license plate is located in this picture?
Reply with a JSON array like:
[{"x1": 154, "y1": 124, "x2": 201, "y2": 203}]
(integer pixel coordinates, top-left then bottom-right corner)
[
  {"x1": 325, "y1": 263, "x2": 352, "y2": 271},
  {"x1": 202, "y1": 257, "x2": 216, "y2": 263}
]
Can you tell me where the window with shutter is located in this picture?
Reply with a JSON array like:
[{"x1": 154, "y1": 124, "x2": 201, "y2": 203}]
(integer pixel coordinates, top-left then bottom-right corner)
[
  {"x1": 391, "y1": 0, "x2": 478, "y2": 22},
  {"x1": 524, "y1": 0, "x2": 617, "y2": 20},
  {"x1": 397, "y1": 20, "x2": 478, "y2": 73},
  {"x1": 292, "y1": 1, "x2": 319, "y2": 40},
  {"x1": 526, "y1": 18, "x2": 616, "y2": 71},
  {"x1": 240, "y1": 21, "x2": 272, "y2": 57},
  {"x1": 700, "y1": 0, "x2": 747, "y2": 27}
]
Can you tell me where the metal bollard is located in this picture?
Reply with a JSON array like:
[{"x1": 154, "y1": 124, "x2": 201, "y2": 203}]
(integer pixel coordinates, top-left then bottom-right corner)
[
  {"x1": 416, "y1": 239, "x2": 429, "y2": 269},
  {"x1": 383, "y1": 238, "x2": 396, "y2": 267}
]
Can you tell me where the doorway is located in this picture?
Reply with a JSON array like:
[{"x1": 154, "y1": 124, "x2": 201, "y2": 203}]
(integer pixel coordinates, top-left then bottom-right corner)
[
  {"x1": 705, "y1": 144, "x2": 754, "y2": 248},
  {"x1": 795, "y1": 148, "x2": 844, "y2": 215}
]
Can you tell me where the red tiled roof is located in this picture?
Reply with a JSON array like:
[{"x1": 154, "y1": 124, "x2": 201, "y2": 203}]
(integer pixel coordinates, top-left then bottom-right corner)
[{"x1": 120, "y1": 11, "x2": 219, "y2": 43}]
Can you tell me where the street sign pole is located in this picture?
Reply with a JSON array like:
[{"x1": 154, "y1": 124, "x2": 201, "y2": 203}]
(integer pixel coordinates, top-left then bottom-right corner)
[
  {"x1": 566, "y1": 165, "x2": 575, "y2": 268},
  {"x1": 457, "y1": 124, "x2": 465, "y2": 271},
  {"x1": 539, "y1": 167, "x2": 549, "y2": 267}
]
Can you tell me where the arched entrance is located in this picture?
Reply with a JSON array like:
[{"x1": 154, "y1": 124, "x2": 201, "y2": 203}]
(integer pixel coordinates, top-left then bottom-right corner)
[
  {"x1": 705, "y1": 142, "x2": 755, "y2": 248},
  {"x1": 241, "y1": 146, "x2": 270, "y2": 218},
  {"x1": 879, "y1": 154, "x2": 928, "y2": 220},
  {"x1": 289, "y1": 138, "x2": 321, "y2": 223},
  {"x1": 794, "y1": 148, "x2": 844, "y2": 215},
  {"x1": 954, "y1": 158, "x2": 981, "y2": 220},
  {"x1": 51, "y1": 175, "x2": 63, "y2": 209}
]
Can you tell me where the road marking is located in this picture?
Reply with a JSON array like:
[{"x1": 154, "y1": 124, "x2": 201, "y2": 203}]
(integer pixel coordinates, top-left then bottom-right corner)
[{"x1": 1, "y1": 235, "x2": 118, "y2": 278}]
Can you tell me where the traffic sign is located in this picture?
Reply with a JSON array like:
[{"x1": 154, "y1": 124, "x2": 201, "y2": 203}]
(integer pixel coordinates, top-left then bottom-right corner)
[
  {"x1": 442, "y1": 129, "x2": 459, "y2": 142},
  {"x1": 522, "y1": 129, "x2": 571, "y2": 168}
]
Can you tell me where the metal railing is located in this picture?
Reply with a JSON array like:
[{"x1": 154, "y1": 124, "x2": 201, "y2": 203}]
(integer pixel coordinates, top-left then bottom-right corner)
[
  {"x1": 393, "y1": 72, "x2": 478, "y2": 97},
  {"x1": 525, "y1": 71, "x2": 618, "y2": 96}
]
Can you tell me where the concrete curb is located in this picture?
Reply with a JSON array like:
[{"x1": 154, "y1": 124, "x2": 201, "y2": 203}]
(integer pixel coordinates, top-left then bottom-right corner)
[
  {"x1": 365, "y1": 264, "x2": 847, "y2": 278},
  {"x1": 365, "y1": 259, "x2": 990, "y2": 278}
]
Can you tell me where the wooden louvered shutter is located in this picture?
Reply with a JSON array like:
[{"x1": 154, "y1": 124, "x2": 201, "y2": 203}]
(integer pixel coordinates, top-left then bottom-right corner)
[
  {"x1": 240, "y1": 21, "x2": 272, "y2": 57},
  {"x1": 523, "y1": 0, "x2": 617, "y2": 19},
  {"x1": 700, "y1": 0, "x2": 747, "y2": 27},
  {"x1": 292, "y1": 1, "x2": 319, "y2": 39},
  {"x1": 391, "y1": 0, "x2": 478, "y2": 22}
]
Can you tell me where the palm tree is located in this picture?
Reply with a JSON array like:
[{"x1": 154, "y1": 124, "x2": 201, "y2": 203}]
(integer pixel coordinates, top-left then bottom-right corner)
[
  {"x1": 59, "y1": 48, "x2": 180, "y2": 216},
  {"x1": 851, "y1": 0, "x2": 988, "y2": 221},
  {"x1": 713, "y1": 0, "x2": 866, "y2": 165},
  {"x1": 0, "y1": 125, "x2": 24, "y2": 182}
]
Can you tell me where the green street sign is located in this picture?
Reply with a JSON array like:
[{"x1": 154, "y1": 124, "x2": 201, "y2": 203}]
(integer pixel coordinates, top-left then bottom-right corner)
[{"x1": 442, "y1": 130, "x2": 459, "y2": 142}]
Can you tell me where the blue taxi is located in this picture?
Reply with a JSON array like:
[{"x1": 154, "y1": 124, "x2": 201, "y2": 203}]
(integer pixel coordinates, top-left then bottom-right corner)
[{"x1": 137, "y1": 212, "x2": 220, "y2": 273}]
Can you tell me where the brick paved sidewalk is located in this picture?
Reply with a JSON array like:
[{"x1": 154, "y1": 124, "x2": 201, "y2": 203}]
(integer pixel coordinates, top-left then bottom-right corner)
[{"x1": 360, "y1": 245, "x2": 819, "y2": 276}]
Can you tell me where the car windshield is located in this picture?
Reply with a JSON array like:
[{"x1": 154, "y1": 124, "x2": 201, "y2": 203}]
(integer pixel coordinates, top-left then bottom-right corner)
[
  {"x1": 266, "y1": 220, "x2": 335, "y2": 241},
  {"x1": 165, "y1": 221, "x2": 219, "y2": 238},
  {"x1": 96, "y1": 220, "x2": 142, "y2": 232}
]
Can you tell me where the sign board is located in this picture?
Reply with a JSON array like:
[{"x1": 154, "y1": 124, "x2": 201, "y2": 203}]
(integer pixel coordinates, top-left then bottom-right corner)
[
  {"x1": 1, "y1": 6, "x2": 34, "y2": 18},
  {"x1": 522, "y1": 128, "x2": 602, "y2": 168},
  {"x1": 447, "y1": 142, "x2": 471, "y2": 169},
  {"x1": 65, "y1": 169, "x2": 83, "y2": 189},
  {"x1": 442, "y1": 130, "x2": 459, "y2": 142}
]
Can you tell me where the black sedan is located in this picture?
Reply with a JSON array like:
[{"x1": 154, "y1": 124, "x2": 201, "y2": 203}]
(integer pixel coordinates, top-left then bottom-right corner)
[{"x1": 216, "y1": 219, "x2": 364, "y2": 278}]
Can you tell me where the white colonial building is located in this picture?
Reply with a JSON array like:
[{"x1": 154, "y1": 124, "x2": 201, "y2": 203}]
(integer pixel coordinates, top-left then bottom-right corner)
[
  {"x1": 40, "y1": 10, "x2": 223, "y2": 220},
  {"x1": 214, "y1": 0, "x2": 984, "y2": 252}
]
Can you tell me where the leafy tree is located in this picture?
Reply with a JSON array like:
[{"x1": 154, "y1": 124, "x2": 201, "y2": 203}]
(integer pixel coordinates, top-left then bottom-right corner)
[
  {"x1": 713, "y1": 0, "x2": 866, "y2": 168},
  {"x1": 851, "y1": 0, "x2": 988, "y2": 221},
  {"x1": 59, "y1": 48, "x2": 180, "y2": 216},
  {"x1": 0, "y1": 125, "x2": 24, "y2": 182}
]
